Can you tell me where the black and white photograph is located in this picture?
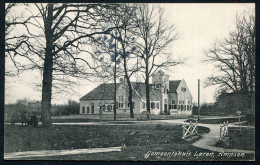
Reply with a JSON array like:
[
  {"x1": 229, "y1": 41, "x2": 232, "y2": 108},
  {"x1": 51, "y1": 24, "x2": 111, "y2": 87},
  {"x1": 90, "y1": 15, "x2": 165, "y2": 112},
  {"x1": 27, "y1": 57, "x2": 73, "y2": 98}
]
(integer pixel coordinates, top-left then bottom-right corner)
[{"x1": 4, "y1": 2, "x2": 255, "y2": 161}]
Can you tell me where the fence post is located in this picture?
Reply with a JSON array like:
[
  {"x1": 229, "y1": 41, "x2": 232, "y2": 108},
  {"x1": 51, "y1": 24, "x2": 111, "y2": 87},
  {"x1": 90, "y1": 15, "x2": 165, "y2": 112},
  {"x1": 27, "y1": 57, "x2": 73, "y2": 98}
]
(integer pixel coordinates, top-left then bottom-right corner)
[
  {"x1": 220, "y1": 123, "x2": 222, "y2": 140},
  {"x1": 182, "y1": 125, "x2": 185, "y2": 139},
  {"x1": 220, "y1": 121, "x2": 229, "y2": 141},
  {"x1": 226, "y1": 121, "x2": 228, "y2": 135}
]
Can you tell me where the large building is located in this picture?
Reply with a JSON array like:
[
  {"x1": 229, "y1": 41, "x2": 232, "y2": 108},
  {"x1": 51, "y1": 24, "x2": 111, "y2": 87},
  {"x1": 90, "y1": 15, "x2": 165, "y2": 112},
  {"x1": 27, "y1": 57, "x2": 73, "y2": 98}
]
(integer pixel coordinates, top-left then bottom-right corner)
[{"x1": 80, "y1": 70, "x2": 193, "y2": 116}]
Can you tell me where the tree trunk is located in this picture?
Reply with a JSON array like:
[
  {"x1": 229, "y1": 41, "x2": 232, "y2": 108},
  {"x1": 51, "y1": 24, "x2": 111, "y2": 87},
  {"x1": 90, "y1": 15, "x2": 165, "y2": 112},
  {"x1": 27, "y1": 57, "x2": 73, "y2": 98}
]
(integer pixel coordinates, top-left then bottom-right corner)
[
  {"x1": 145, "y1": 57, "x2": 150, "y2": 114},
  {"x1": 123, "y1": 51, "x2": 134, "y2": 118},
  {"x1": 126, "y1": 76, "x2": 134, "y2": 118},
  {"x1": 41, "y1": 4, "x2": 54, "y2": 127},
  {"x1": 114, "y1": 41, "x2": 117, "y2": 121}
]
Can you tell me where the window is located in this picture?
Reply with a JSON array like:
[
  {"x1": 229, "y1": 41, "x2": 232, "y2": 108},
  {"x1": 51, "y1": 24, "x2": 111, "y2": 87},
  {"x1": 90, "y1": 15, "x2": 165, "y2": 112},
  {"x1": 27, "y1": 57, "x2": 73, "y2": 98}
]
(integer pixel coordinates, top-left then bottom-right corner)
[
  {"x1": 82, "y1": 107, "x2": 85, "y2": 113},
  {"x1": 111, "y1": 104, "x2": 114, "y2": 111},
  {"x1": 127, "y1": 102, "x2": 135, "y2": 109},
  {"x1": 156, "y1": 102, "x2": 159, "y2": 109},
  {"x1": 184, "y1": 105, "x2": 186, "y2": 110},
  {"x1": 174, "y1": 105, "x2": 177, "y2": 109},
  {"x1": 119, "y1": 96, "x2": 124, "y2": 108},
  {"x1": 91, "y1": 103, "x2": 94, "y2": 113},
  {"x1": 156, "y1": 84, "x2": 160, "y2": 89},
  {"x1": 179, "y1": 100, "x2": 182, "y2": 104},
  {"x1": 151, "y1": 102, "x2": 155, "y2": 109},
  {"x1": 87, "y1": 107, "x2": 90, "y2": 113},
  {"x1": 181, "y1": 87, "x2": 186, "y2": 92},
  {"x1": 119, "y1": 103, "x2": 123, "y2": 108},
  {"x1": 187, "y1": 105, "x2": 189, "y2": 110},
  {"x1": 102, "y1": 105, "x2": 106, "y2": 111},
  {"x1": 170, "y1": 100, "x2": 176, "y2": 110},
  {"x1": 142, "y1": 102, "x2": 146, "y2": 109},
  {"x1": 164, "y1": 88, "x2": 166, "y2": 94},
  {"x1": 107, "y1": 104, "x2": 111, "y2": 111},
  {"x1": 178, "y1": 105, "x2": 180, "y2": 110}
]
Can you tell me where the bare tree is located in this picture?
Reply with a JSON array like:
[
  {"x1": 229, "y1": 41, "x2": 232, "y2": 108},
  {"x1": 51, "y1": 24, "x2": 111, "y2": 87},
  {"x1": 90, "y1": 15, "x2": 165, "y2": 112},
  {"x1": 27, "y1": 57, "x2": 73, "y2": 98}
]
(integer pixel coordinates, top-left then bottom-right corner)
[
  {"x1": 91, "y1": 4, "x2": 141, "y2": 118},
  {"x1": 204, "y1": 10, "x2": 255, "y2": 112},
  {"x1": 135, "y1": 4, "x2": 183, "y2": 114},
  {"x1": 5, "y1": 3, "x2": 118, "y2": 127},
  {"x1": 114, "y1": 4, "x2": 140, "y2": 118},
  {"x1": 204, "y1": 11, "x2": 255, "y2": 95}
]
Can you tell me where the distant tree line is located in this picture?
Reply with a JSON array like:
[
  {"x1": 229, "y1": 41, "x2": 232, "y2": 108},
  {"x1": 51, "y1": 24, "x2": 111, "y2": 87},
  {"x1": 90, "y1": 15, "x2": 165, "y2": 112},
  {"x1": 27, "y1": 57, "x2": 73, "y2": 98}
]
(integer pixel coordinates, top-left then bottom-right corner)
[
  {"x1": 51, "y1": 100, "x2": 80, "y2": 116},
  {"x1": 193, "y1": 102, "x2": 233, "y2": 117},
  {"x1": 5, "y1": 99, "x2": 79, "y2": 119}
]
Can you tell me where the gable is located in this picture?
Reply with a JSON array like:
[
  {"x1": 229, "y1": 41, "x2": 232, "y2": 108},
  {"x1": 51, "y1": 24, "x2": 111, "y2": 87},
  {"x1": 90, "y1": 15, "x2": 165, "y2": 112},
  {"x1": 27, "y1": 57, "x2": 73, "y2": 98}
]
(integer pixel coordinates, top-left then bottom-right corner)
[
  {"x1": 80, "y1": 83, "x2": 120, "y2": 100},
  {"x1": 169, "y1": 80, "x2": 181, "y2": 93},
  {"x1": 131, "y1": 83, "x2": 161, "y2": 101},
  {"x1": 176, "y1": 80, "x2": 193, "y2": 99}
]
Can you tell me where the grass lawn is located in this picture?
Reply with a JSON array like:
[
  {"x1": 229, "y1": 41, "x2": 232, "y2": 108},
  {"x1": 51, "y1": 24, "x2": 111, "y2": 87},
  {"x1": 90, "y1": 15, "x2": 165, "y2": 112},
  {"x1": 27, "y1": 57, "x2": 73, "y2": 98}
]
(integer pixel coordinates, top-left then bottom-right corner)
[
  {"x1": 5, "y1": 122, "x2": 208, "y2": 153},
  {"x1": 215, "y1": 127, "x2": 255, "y2": 151},
  {"x1": 4, "y1": 123, "x2": 254, "y2": 161},
  {"x1": 51, "y1": 114, "x2": 193, "y2": 123}
]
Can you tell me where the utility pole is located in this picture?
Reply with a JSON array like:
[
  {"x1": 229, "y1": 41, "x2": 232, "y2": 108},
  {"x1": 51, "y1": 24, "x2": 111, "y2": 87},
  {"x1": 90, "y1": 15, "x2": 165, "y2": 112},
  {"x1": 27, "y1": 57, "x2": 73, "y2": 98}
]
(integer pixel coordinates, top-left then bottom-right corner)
[
  {"x1": 198, "y1": 79, "x2": 200, "y2": 121},
  {"x1": 114, "y1": 37, "x2": 117, "y2": 121}
]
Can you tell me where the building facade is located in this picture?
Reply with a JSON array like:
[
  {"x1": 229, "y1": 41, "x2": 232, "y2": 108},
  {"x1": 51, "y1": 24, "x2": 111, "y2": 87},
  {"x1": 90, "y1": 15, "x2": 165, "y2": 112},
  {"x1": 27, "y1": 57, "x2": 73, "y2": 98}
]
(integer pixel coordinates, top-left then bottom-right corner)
[{"x1": 80, "y1": 70, "x2": 193, "y2": 116}]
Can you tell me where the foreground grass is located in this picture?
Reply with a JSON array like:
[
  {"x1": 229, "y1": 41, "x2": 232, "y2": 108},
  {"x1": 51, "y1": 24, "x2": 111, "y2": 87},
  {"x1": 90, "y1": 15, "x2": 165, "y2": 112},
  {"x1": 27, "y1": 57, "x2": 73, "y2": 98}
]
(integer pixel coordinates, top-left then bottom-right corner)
[
  {"x1": 215, "y1": 127, "x2": 255, "y2": 151},
  {"x1": 4, "y1": 123, "x2": 254, "y2": 161},
  {"x1": 5, "y1": 123, "x2": 208, "y2": 153}
]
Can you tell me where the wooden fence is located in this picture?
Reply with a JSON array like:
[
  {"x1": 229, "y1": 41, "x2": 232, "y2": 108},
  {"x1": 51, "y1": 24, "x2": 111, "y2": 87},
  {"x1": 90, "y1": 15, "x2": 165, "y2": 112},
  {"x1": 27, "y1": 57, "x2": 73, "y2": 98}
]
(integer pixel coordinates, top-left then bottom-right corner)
[
  {"x1": 182, "y1": 120, "x2": 198, "y2": 139},
  {"x1": 220, "y1": 121, "x2": 228, "y2": 140}
]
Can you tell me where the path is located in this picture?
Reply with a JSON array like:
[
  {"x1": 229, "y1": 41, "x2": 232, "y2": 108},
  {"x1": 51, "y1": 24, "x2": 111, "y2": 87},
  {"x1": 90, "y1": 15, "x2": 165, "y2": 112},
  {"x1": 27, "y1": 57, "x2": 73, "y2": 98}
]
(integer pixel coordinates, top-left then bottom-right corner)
[
  {"x1": 4, "y1": 147, "x2": 121, "y2": 159},
  {"x1": 160, "y1": 119, "x2": 254, "y2": 154}
]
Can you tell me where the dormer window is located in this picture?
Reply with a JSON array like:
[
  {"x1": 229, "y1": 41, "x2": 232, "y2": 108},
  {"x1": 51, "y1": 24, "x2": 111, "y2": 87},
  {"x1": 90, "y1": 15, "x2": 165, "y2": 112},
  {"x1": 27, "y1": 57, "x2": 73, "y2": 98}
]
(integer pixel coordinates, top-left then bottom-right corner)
[{"x1": 155, "y1": 84, "x2": 160, "y2": 89}]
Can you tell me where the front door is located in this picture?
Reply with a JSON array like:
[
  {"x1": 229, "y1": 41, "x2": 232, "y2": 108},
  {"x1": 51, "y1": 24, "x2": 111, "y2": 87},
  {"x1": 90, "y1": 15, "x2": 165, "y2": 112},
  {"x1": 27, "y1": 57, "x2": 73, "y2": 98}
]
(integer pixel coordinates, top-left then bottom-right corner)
[{"x1": 164, "y1": 104, "x2": 167, "y2": 113}]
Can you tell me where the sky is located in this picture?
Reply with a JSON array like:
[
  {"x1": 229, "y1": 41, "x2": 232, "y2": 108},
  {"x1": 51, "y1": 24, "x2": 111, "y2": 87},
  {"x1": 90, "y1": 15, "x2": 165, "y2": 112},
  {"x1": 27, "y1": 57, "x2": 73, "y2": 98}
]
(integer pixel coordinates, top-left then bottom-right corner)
[{"x1": 5, "y1": 3, "x2": 254, "y2": 105}]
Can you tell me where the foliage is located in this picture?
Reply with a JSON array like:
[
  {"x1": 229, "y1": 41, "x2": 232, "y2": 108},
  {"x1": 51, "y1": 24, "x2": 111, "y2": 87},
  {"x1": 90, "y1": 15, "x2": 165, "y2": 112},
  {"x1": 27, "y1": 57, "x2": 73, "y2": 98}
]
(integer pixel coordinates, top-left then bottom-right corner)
[
  {"x1": 51, "y1": 100, "x2": 80, "y2": 116},
  {"x1": 205, "y1": 10, "x2": 255, "y2": 96},
  {"x1": 193, "y1": 103, "x2": 227, "y2": 116},
  {"x1": 5, "y1": 99, "x2": 41, "y2": 120}
]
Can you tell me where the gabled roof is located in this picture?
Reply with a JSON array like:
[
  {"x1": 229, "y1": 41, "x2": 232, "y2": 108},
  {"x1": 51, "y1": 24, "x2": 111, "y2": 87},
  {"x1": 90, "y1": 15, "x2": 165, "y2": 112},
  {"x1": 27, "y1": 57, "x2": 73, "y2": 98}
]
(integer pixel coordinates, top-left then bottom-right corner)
[
  {"x1": 131, "y1": 83, "x2": 161, "y2": 101},
  {"x1": 80, "y1": 83, "x2": 120, "y2": 100},
  {"x1": 80, "y1": 82, "x2": 161, "y2": 101},
  {"x1": 169, "y1": 80, "x2": 182, "y2": 93},
  {"x1": 152, "y1": 69, "x2": 168, "y2": 77}
]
